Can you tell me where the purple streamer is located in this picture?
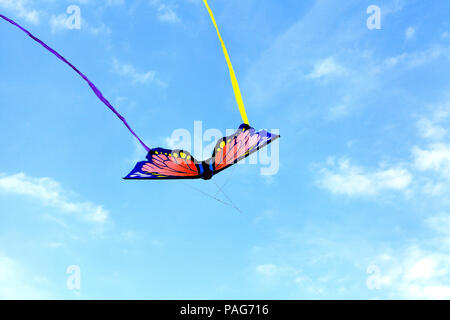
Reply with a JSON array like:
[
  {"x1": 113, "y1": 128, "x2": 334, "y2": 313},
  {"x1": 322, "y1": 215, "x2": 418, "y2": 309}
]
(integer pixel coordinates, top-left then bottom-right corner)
[{"x1": 0, "y1": 14, "x2": 150, "y2": 152}]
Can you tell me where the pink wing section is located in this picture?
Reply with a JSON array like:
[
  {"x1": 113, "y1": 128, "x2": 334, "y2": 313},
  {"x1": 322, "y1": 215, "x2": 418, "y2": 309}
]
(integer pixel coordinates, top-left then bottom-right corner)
[
  {"x1": 124, "y1": 149, "x2": 201, "y2": 179},
  {"x1": 213, "y1": 124, "x2": 279, "y2": 172},
  {"x1": 143, "y1": 152, "x2": 199, "y2": 177}
]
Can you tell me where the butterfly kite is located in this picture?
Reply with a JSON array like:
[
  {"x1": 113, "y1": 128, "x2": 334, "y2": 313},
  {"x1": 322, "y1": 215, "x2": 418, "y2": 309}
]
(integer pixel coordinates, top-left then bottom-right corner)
[{"x1": 0, "y1": 0, "x2": 279, "y2": 181}]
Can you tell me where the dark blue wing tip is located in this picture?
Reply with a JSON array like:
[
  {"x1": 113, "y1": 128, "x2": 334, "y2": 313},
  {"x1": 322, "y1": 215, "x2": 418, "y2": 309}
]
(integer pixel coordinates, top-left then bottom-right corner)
[
  {"x1": 238, "y1": 123, "x2": 280, "y2": 139},
  {"x1": 260, "y1": 129, "x2": 280, "y2": 138},
  {"x1": 238, "y1": 123, "x2": 253, "y2": 131},
  {"x1": 123, "y1": 161, "x2": 147, "y2": 179}
]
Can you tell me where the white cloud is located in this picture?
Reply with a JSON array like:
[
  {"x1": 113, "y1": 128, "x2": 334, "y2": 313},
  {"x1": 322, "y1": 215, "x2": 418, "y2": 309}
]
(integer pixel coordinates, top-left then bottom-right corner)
[
  {"x1": 381, "y1": 0, "x2": 405, "y2": 16},
  {"x1": 243, "y1": 1, "x2": 380, "y2": 118},
  {"x1": 412, "y1": 143, "x2": 450, "y2": 178},
  {"x1": 417, "y1": 118, "x2": 447, "y2": 140},
  {"x1": 164, "y1": 134, "x2": 189, "y2": 150},
  {"x1": 157, "y1": 8, "x2": 179, "y2": 24},
  {"x1": 318, "y1": 97, "x2": 450, "y2": 198},
  {"x1": 150, "y1": 0, "x2": 180, "y2": 24},
  {"x1": 307, "y1": 57, "x2": 347, "y2": 79},
  {"x1": 309, "y1": 93, "x2": 450, "y2": 298},
  {"x1": 367, "y1": 212, "x2": 450, "y2": 299},
  {"x1": 86, "y1": 22, "x2": 112, "y2": 36},
  {"x1": 425, "y1": 213, "x2": 450, "y2": 236},
  {"x1": 405, "y1": 26, "x2": 415, "y2": 40},
  {"x1": 404, "y1": 256, "x2": 440, "y2": 281},
  {"x1": 255, "y1": 263, "x2": 306, "y2": 286},
  {"x1": 422, "y1": 180, "x2": 446, "y2": 196},
  {"x1": 383, "y1": 46, "x2": 450, "y2": 69},
  {"x1": 256, "y1": 264, "x2": 278, "y2": 277},
  {"x1": 49, "y1": 14, "x2": 69, "y2": 33},
  {"x1": 243, "y1": 0, "x2": 441, "y2": 121},
  {"x1": 416, "y1": 100, "x2": 450, "y2": 140},
  {"x1": 112, "y1": 58, "x2": 167, "y2": 86},
  {"x1": 408, "y1": 98, "x2": 450, "y2": 195},
  {"x1": 317, "y1": 158, "x2": 412, "y2": 196},
  {"x1": 373, "y1": 245, "x2": 450, "y2": 299},
  {"x1": 44, "y1": 242, "x2": 65, "y2": 249},
  {"x1": 0, "y1": 0, "x2": 39, "y2": 24},
  {"x1": 255, "y1": 262, "x2": 326, "y2": 294},
  {"x1": 328, "y1": 103, "x2": 350, "y2": 120},
  {"x1": 0, "y1": 172, "x2": 109, "y2": 223},
  {"x1": 253, "y1": 214, "x2": 450, "y2": 299},
  {"x1": 0, "y1": 255, "x2": 50, "y2": 299}
]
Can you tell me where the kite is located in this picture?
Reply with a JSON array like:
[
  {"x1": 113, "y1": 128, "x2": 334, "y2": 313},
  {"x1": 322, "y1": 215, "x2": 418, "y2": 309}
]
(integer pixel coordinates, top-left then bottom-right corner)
[
  {"x1": 0, "y1": 0, "x2": 280, "y2": 181},
  {"x1": 124, "y1": 123, "x2": 278, "y2": 180}
]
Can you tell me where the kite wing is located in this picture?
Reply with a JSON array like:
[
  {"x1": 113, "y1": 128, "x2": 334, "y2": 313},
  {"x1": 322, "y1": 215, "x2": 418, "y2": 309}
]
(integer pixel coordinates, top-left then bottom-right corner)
[
  {"x1": 124, "y1": 148, "x2": 201, "y2": 179},
  {"x1": 210, "y1": 124, "x2": 280, "y2": 174}
]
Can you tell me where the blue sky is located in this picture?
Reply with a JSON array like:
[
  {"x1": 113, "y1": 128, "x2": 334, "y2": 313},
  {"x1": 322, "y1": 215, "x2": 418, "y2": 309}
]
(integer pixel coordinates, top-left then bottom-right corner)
[{"x1": 0, "y1": 0, "x2": 450, "y2": 299}]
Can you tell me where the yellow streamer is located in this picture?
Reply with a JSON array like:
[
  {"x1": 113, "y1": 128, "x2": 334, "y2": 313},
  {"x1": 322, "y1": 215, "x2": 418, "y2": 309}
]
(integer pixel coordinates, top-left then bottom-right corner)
[{"x1": 203, "y1": 0, "x2": 250, "y2": 125}]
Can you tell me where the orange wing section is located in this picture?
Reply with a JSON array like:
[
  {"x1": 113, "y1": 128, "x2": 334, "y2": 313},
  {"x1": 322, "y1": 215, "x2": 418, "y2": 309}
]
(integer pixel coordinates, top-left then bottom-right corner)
[{"x1": 124, "y1": 148, "x2": 201, "y2": 179}]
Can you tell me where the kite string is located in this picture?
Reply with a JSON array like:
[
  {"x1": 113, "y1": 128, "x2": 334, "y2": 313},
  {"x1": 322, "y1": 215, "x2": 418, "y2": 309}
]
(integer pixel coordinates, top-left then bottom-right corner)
[
  {"x1": 0, "y1": 14, "x2": 150, "y2": 152},
  {"x1": 202, "y1": 0, "x2": 250, "y2": 125},
  {"x1": 211, "y1": 179, "x2": 242, "y2": 213},
  {"x1": 213, "y1": 164, "x2": 236, "y2": 196},
  {"x1": 181, "y1": 181, "x2": 240, "y2": 212}
]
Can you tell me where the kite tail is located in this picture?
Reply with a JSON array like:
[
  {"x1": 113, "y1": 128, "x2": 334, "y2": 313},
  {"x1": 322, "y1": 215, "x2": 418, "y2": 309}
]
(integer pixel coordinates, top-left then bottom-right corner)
[
  {"x1": 0, "y1": 14, "x2": 150, "y2": 152},
  {"x1": 202, "y1": 0, "x2": 250, "y2": 125}
]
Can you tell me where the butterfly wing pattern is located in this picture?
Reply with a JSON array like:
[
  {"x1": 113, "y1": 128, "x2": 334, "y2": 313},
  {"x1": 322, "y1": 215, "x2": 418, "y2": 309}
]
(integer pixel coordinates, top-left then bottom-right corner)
[
  {"x1": 210, "y1": 124, "x2": 280, "y2": 174},
  {"x1": 124, "y1": 148, "x2": 202, "y2": 179},
  {"x1": 124, "y1": 124, "x2": 280, "y2": 180}
]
